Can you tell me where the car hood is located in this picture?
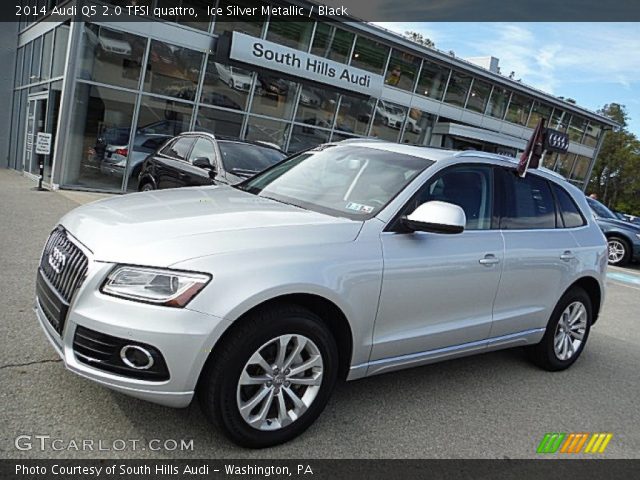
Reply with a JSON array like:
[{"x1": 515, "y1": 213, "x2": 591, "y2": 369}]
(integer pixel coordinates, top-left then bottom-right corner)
[
  {"x1": 59, "y1": 186, "x2": 363, "y2": 267},
  {"x1": 597, "y1": 217, "x2": 640, "y2": 232}
]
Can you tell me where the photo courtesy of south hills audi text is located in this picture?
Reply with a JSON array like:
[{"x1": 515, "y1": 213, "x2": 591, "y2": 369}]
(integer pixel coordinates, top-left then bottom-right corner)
[{"x1": 14, "y1": 463, "x2": 314, "y2": 476}]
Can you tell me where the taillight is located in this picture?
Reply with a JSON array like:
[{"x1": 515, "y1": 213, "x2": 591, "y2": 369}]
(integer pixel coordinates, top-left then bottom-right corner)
[{"x1": 115, "y1": 148, "x2": 128, "y2": 157}]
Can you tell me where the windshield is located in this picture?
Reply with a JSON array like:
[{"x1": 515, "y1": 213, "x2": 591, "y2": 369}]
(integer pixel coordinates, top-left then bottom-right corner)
[
  {"x1": 587, "y1": 197, "x2": 617, "y2": 219},
  {"x1": 239, "y1": 145, "x2": 433, "y2": 219},
  {"x1": 218, "y1": 142, "x2": 286, "y2": 175}
]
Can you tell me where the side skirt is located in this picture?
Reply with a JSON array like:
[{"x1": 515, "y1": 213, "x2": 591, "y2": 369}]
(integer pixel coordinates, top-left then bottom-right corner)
[{"x1": 347, "y1": 328, "x2": 545, "y2": 379}]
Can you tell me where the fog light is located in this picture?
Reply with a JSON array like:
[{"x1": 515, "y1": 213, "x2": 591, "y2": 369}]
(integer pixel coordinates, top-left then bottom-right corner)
[{"x1": 120, "y1": 345, "x2": 154, "y2": 370}]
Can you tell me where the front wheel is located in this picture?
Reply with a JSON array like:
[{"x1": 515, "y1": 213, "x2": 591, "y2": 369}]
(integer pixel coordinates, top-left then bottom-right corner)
[
  {"x1": 198, "y1": 305, "x2": 338, "y2": 448},
  {"x1": 528, "y1": 287, "x2": 592, "y2": 371}
]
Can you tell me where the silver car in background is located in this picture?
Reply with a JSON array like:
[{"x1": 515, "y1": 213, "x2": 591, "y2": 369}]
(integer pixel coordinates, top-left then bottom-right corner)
[{"x1": 35, "y1": 141, "x2": 607, "y2": 448}]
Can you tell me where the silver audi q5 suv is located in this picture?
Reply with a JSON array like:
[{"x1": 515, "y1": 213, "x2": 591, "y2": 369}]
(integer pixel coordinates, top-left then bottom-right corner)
[{"x1": 36, "y1": 141, "x2": 607, "y2": 447}]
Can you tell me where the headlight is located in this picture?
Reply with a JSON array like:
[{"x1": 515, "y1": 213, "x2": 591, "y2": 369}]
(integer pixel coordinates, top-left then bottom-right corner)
[{"x1": 101, "y1": 266, "x2": 211, "y2": 308}]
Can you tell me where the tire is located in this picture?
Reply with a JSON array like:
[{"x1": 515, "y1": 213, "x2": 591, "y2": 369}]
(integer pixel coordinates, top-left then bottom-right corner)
[
  {"x1": 139, "y1": 181, "x2": 155, "y2": 192},
  {"x1": 607, "y1": 236, "x2": 631, "y2": 266},
  {"x1": 198, "y1": 304, "x2": 338, "y2": 448},
  {"x1": 528, "y1": 287, "x2": 592, "y2": 371}
]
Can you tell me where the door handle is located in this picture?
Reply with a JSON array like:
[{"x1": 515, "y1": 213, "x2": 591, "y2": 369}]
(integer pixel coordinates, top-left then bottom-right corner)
[
  {"x1": 479, "y1": 254, "x2": 500, "y2": 266},
  {"x1": 560, "y1": 251, "x2": 575, "y2": 261}
]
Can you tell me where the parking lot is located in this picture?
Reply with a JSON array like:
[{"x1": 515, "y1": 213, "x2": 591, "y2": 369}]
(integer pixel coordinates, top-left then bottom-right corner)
[{"x1": 1, "y1": 169, "x2": 639, "y2": 459}]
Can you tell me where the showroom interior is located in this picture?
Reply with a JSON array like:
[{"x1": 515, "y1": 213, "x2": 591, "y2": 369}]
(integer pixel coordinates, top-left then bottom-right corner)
[{"x1": 6, "y1": 0, "x2": 618, "y2": 193}]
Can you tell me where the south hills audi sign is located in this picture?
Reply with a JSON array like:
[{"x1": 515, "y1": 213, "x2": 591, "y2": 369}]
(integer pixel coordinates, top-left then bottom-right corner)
[{"x1": 228, "y1": 32, "x2": 384, "y2": 97}]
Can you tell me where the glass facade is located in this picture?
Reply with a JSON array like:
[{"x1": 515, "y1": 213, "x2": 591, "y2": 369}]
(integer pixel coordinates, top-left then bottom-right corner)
[{"x1": 9, "y1": 13, "x2": 610, "y2": 192}]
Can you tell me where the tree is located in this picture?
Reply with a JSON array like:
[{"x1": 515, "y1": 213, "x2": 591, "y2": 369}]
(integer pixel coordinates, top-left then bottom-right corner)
[
  {"x1": 588, "y1": 104, "x2": 640, "y2": 215},
  {"x1": 404, "y1": 31, "x2": 435, "y2": 48}
]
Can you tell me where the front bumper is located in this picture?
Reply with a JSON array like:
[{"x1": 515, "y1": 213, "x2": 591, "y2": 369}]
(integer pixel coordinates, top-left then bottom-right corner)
[{"x1": 35, "y1": 261, "x2": 230, "y2": 408}]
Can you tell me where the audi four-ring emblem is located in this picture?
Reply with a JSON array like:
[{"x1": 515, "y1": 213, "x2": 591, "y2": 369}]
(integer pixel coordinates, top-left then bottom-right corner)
[{"x1": 48, "y1": 246, "x2": 67, "y2": 274}]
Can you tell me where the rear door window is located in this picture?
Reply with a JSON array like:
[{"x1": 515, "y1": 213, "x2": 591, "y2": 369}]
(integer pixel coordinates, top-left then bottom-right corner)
[{"x1": 500, "y1": 170, "x2": 557, "y2": 229}]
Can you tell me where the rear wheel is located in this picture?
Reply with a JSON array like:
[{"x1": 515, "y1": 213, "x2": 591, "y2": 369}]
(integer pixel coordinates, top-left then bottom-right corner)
[
  {"x1": 528, "y1": 287, "x2": 592, "y2": 371},
  {"x1": 607, "y1": 236, "x2": 630, "y2": 266},
  {"x1": 140, "y1": 182, "x2": 155, "y2": 192},
  {"x1": 198, "y1": 305, "x2": 338, "y2": 448}
]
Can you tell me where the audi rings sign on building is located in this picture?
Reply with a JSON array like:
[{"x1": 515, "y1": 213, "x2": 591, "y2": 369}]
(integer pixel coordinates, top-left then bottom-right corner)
[
  {"x1": 544, "y1": 128, "x2": 570, "y2": 153},
  {"x1": 47, "y1": 246, "x2": 67, "y2": 274}
]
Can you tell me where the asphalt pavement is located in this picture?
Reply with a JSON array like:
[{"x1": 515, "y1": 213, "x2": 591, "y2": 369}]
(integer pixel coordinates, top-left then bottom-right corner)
[{"x1": 1, "y1": 170, "x2": 639, "y2": 459}]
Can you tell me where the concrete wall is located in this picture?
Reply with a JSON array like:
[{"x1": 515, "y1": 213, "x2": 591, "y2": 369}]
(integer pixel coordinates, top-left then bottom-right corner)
[{"x1": 0, "y1": 22, "x2": 19, "y2": 169}]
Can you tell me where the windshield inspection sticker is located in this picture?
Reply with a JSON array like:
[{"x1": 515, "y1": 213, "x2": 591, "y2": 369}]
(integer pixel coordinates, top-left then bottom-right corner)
[{"x1": 346, "y1": 202, "x2": 374, "y2": 213}]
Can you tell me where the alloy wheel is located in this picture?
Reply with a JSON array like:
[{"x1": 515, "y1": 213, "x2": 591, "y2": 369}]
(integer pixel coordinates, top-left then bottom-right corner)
[
  {"x1": 236, "y1": 334, "x2": 323, "y2": 431},
  {"x1": 607, "y1": 239, "x2": 626, "y2": 264},
  {"x1": 553, "y1": 301, "x2": 587, "y2": 361}
]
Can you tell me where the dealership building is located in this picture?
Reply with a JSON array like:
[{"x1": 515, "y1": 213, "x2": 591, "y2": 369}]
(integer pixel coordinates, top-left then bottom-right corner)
[{"x1": 1, "y1": 0, "x2": 618, "y2": 193}]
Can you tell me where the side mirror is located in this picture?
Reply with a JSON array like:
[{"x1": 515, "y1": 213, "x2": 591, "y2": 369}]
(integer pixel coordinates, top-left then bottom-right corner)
[
  {"x1": 193, "y1": 157, "x2": 217, "y2": 176},
  {"x1": 402, "y1": 201, "x2": 466, "y2": 234}
]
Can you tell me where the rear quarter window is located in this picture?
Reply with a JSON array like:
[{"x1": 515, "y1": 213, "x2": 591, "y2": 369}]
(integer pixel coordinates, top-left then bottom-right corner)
[{"x1": 553, "y1": 184, "x2": 587, "y2": 228}]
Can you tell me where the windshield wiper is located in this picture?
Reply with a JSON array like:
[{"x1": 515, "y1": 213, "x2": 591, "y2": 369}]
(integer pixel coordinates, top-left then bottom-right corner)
[{"x1": 229, "y1": 167, "x2": 259, "y2": 177}]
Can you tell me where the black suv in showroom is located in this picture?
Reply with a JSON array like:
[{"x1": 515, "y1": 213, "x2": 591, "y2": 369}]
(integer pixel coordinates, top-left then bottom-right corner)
[{"x1": 138, "y1": 133, "x2": 287, "y2": 191}]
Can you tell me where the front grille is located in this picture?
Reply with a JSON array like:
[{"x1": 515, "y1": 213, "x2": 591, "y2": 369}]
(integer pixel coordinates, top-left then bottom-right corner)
[
  {"x1": 39, "y1": 227, "x2": 89, "y2": 304},
  {"x1": 37, "y1": 227, "x2": 89, "y2": 335},
  {"x1": 74, "y1": 326, "x2": 170, "y2": 381}
]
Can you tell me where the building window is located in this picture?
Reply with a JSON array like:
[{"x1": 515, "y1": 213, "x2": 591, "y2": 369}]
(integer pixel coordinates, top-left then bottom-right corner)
[
  {"x1": 295, "y1": 85, "x2": 339, "y2": 128},
  {"x1": 583, "y1": 121, "x2": 602, "y2": 148},
  {"x1": 266, "y1": 21, "x2": 314, "y2": 51},
  {"x1": 553, "y1": 152, "x2": 577, "y2": 178},
  {"x1": 64, "y1": 83, "x2": 137, "y2": 190},
  {"x1": 527, "y1": 101, "x2": 552, "y2": 128},
  {"x1": 22, "y1": 42, "x2": 33, "y2": 86},
  {"x1": 251, "y1": 76, "x2": 299, "y2": 121},
  {"x1": 335, "y1": 94, "x2": 375, "y2": 136},
  {"x1": 214, "y1": 0, "x2": 264, "y2": 37},
  {"x1": 78, "y1": 24, "x2": 146, "y2": 90},
  {"x1": 14, "y1": 47, "x2": 24, "y2": 88},
  {"x1": 311, "y1": 23, "x2": 354, "y2": 64},
  {"x1": 52, "y1": 24, "x2": 70, "y2": 78},
  {"x1": 144, "y1": 40, "x2": 203, "y2": 101},
  {"x1": 41, "y1": 30, "x2": 53, "y2": 82},
  {"x1": 567, "y1": 115, "x2": 587, "y2": 143},
  {"x1": 505, "y1": 93, "x2": 532, "y2": 125},
  {"x1": 571, "y1": 155, "x2": 591, "y2": 182},
  {"x1": 289, "y1": 124, "x2": 331, "y2": 153},
  {"x1": 350, "y1": 36, "x2": 390, "y2": 75},
  {"x1": 245, "y1": 116, "x2": 290, "y2": 149},
  {"x1": 466, "y1": 78, "x2": 491, "y2": 114},
  {"x1": 400, "y1": 109, "x2": 435, "y2": 146},
  {"x1": 443, "y1": 70, "x2": 472, "y2": 108},
  {"x1": 549, "y1": 108, "x2": 570, "y2": 132},
  {"x1": 137, "y1": 95, "x2": 194, "y2": 138},
  {"x1": 486, "y1": 86, "x2": 510, "y2": 119},
  {"x1": 416, "y1": 60, "x2": 449, "y2": 101},
  {"x1": 196, "y1": 105, "x2": 244, "y2": 138},
  {"x1": 30, "y1": 36, "x2": 42, "y2": 84},
  {"x1": 201, "y1": 59, "x2": 252, "y2": 111},
  {"x1": 371, "y1": 100, "x2": 407, "y2": 142},
  {"x1": 385, "y1": 49, "x2": 420, "y2": 92}
]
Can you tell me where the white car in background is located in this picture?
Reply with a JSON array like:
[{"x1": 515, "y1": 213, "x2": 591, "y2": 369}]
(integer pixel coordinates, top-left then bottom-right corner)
[{"x1": 215, "y1": 63, "x2": 253, "y2": 92}]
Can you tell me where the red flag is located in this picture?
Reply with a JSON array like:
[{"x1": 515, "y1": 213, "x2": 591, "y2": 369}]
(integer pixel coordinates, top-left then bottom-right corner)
[{"x1": 517, "y1": 118, "x2": 546, "y2": 177}]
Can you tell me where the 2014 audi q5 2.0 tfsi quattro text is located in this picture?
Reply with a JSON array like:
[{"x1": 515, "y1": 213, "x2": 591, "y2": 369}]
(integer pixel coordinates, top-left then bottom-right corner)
[{"x1": 35, "y1": 141, "x2": 607, "y2": 448}]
